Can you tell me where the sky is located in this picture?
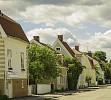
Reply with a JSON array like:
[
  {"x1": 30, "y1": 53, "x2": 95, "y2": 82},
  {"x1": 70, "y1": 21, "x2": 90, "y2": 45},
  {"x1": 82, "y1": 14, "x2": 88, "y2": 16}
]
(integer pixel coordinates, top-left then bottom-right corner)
[{"x1": 0, "y1": 0, "x2": 111, "y2": 60}]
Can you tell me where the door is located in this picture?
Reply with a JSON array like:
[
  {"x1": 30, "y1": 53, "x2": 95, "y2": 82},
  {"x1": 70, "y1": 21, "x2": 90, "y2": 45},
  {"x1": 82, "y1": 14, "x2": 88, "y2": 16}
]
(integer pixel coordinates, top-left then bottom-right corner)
[{"x1": 8, "y1": 80, "x2": 13, "y2": 98}]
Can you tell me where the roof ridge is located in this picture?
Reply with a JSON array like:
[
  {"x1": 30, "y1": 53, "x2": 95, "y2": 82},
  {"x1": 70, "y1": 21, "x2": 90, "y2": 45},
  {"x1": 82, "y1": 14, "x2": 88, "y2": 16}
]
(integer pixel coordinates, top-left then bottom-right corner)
[
  {"x1": 61, "y1": 41, "x2": 75, "y2": 57},
  {"x1": 0, "y1": 11, "x2": 29, "y2": 42},
  {"x1": 0, "y1": 12, "x2": 18, "y2": 24}
]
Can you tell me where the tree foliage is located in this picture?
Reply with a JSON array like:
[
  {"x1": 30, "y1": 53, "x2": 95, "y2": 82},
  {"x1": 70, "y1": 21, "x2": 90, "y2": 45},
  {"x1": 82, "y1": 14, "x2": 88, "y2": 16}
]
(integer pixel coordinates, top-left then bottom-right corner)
[
  {"x1": 93, "y1": 51, "x2": 107, "y2": 62},
  {"x1": 28, "y1": 44, "x2": 61, "y2": 84},
  {"x1": 64, "y1": 57, "x2": 84, "y2": 90},
  {"x1": 93, "y1": 51, "x2": 111, "y2": 80}
]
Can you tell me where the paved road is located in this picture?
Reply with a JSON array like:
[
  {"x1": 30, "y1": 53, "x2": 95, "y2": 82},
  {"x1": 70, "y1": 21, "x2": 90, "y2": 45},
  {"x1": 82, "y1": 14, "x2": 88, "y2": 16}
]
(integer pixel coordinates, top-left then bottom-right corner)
[
  {"x1": 10, "y1": 96, "x2": 44, "y2": 100},
  {"x1": 60, "y1": 86, "x2": 111, "y2": 100}
]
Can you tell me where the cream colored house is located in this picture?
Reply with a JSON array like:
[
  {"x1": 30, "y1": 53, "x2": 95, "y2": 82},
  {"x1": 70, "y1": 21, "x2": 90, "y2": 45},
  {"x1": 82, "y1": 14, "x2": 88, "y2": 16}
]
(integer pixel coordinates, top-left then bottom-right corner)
[
  {"x1": 72, "y1": 47, "x2": 86, "y2": 88},
  {"x1": 30, "y1": 36, "x2": 68, "y2": 90},
  {"x1": 92, "y1": 57, "x2": 105, "y2": 83},
  {"x1": 83, "y1": 54, "x2": 97, "y2": 86},
  {"x1": 0, "y1": 11, "x2": 29, "y2": 98},
  {"x1": 52, "y1": 35, "x2": 86, "y2": 89}
]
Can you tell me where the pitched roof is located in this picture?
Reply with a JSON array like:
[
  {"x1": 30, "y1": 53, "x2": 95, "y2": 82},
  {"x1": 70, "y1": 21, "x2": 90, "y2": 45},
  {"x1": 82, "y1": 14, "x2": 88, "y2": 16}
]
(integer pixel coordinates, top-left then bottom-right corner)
[
  {"x1": 0, "y1": 12, "x2": 29, "y2": 42},
  {"x1": 86, "y1": 55, "x2": 95, "y2": 69},
  {"x1": 61, "y1": 41, "x2": 75, "y2": 57}
]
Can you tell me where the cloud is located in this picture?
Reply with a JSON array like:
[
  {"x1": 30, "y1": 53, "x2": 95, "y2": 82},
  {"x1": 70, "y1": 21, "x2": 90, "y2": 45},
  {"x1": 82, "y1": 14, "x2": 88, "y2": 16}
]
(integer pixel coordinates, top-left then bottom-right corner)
[
  {"x1": 1, "y1": 0, "x2": 111, "y2": 28},
  {"x1": 79, "y1": 30, "x2": 111, "y2": 60},
  {"x1": 27, "y1": 28, "x2": 79, "y2": 46}
]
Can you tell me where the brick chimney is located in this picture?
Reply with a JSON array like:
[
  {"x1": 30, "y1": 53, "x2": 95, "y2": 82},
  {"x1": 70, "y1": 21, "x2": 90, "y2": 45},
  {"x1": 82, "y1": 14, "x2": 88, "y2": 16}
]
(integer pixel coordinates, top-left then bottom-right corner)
[
  {"x1": 75, "y1": 46, "x2": 79, "y2": 51},
  {"x1": 58, "y1": 35, "x2": 63, "y2": 41},
  {"x1": 33, "y1": 36, "x2": 40, "y2": 42},
  {"x1": 88, "y1": 51, "x2": 92, "y2": 57}
]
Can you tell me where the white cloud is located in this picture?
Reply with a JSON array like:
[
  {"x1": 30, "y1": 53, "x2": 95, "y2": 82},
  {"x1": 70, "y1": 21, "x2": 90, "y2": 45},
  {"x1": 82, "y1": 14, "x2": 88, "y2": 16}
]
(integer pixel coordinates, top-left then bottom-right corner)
[
  {"x1": 1, "y1": 0, "x2": 111, "y2": 28},
  {"x1": 27, "y1": 28, "x2": 79, "y2": 46},
  {"x1": 79, "y1": 29, "x2": 111, "y2": 60}
]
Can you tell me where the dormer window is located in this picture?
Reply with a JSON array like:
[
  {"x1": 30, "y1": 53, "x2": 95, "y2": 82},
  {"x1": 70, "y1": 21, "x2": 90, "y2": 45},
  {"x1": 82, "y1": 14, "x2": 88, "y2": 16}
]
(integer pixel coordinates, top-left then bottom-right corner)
[{"x1": 56, "y1": 47, "x2": 61, "y2": 51}]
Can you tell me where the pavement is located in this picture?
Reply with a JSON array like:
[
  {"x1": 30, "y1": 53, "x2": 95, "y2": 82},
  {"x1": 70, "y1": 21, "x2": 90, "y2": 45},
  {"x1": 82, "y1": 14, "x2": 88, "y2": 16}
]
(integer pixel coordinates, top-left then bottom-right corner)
[
  {"x1": 10, "y1": 84, "x2": 111, "y2": 100},
  {"x1": 10, "y1": 96, "x2": 44, "y2": 100},
  {"x1": 60, "y1": 85, "x2": 111, "y2": 100}
]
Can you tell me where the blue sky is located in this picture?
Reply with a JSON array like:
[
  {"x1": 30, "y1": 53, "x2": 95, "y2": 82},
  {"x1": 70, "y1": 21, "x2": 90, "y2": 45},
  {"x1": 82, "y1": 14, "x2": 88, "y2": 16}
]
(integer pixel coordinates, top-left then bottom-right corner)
[{"x1": 0, "y1": 0, "x2": 111, "y2": 60}]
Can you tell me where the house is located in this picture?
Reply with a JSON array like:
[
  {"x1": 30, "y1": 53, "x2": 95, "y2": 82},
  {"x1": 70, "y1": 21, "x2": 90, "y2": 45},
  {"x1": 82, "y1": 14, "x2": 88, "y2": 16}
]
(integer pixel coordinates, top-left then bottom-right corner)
[
  {"x1": 30, "y1": 36, "x2": 68, "y2": 91},
  {"x1": 0, "y1": 11, "x2": 29, "y2": 98},
  {"x1": 72, "y1": 46, "x2": 86, "y2": 88},
  {"x1": 52, "y1": 35, "x2": 75, "y2": 57},
  {"x1": 89, "y1": 54, "x2": 105, "y2": 84},
  {"x1": 52, "y1": 35, "x2": 86, "y2": 89},
  {"x1": 84, "y1": 54, "x2": 97, "y2": 86}
]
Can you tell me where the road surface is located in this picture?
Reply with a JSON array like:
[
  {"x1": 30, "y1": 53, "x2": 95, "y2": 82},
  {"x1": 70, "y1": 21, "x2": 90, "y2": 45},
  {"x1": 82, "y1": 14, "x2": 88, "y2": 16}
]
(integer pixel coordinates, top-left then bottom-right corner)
[{"x1": 60, "y1": 86, "x2": 111, "y2": 100}]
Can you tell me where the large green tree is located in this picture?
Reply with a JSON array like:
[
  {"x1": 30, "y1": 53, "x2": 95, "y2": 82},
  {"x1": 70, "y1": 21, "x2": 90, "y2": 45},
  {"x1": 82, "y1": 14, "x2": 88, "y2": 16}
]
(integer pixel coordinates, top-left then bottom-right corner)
[
  {"x1": 93, "y1": 51, "x2": 111, "y2": 81},
  {"x1": 28, "y1": 44, "x2": 60, "y2": 84},
  {"x1": 64, "y1": 57, "x2": 84, "y2": 90},
  {"x1": 93, "y1": 51, "x2": 107, "y2": 62}
]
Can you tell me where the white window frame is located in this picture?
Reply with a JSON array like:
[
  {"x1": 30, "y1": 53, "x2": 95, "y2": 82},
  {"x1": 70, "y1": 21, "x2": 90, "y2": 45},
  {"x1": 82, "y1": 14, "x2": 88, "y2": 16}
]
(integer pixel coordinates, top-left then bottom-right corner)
[{"x1": 7, "y1": 49, "x2": 12, "y2": 68}]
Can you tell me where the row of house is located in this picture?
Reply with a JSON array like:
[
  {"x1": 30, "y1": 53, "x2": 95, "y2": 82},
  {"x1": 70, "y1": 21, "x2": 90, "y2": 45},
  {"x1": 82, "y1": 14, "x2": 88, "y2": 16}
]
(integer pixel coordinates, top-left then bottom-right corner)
[
  {"x1": 0, "y1": 11, "x2": 105, "y2": 98},
  {"x1": 52, "y1": 35, "x2": 104, "y2": 88}
]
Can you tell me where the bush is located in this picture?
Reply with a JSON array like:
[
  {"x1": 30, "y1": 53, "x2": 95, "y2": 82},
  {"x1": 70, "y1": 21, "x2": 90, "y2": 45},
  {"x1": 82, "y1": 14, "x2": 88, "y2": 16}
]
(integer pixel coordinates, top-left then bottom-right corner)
[
  {"x1": 0, "y1": 95, "x2": 9, "y2": 100},
  {"x1": 98, "y1": 78, "x2": 103, "y2": 85}
]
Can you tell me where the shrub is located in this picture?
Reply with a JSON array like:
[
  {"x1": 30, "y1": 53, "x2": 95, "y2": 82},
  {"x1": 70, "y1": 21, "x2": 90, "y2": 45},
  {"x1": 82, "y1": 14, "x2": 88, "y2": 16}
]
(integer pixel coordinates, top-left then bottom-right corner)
[
  {"x1": 98, "y1": 78, "x2": 103, "y2": 85},
  {"x1": 0, "y1": 95, "x2": 9, "y2": 100}
]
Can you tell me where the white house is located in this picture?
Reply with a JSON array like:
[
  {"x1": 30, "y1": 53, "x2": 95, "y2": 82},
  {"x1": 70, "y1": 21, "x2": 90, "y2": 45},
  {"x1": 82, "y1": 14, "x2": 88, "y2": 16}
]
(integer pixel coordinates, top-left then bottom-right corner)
[
  {"x1": 30, "y1": 36, "x2": 68, "y2": 91},
  {"x1": 0, "y1": 11, "x2": 29, "y2": 98},
  {"x1": 52, "y1": 35, "x2": 86, "y2": 89}
]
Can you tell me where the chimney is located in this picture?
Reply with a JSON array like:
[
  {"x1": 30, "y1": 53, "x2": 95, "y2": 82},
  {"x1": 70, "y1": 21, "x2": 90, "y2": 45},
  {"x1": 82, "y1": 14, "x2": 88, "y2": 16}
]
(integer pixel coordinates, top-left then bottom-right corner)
[
  {"x1": 33, "y1": 36, "x2": 40, "y2": 42},
  {"x1": 88, "y1": 51, "x2": 92, "y2": 57},
  {"x1": 58, "y1": 35, "x2": 63, "y2": 41},
  {"x1": 75, "y1": 46, "x2": 79, "y2": 51}
]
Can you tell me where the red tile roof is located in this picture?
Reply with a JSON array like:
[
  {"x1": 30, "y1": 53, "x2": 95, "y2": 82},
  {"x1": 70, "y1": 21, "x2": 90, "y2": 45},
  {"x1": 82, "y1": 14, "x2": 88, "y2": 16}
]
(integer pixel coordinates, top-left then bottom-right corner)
[{"x1": 0, "y1": 12, "x2": 29, "y2": 42}]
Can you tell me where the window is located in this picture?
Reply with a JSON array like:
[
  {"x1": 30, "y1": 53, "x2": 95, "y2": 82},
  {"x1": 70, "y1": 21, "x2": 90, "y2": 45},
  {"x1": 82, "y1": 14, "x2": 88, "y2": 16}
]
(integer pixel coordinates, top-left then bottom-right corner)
[
  {"x1": 60, "y1": 75, "x2": 66, "y2": 85},
  {"x1": 56, "y1": 47, "x2": 61, "y2": 51},
  {"x1": 22, "y1": 80, "x2": 24, "y2": 88},
  {"x1": 7, "y1": 49, "x2": 12, "y2": 68},
  {"x1": 21, "y1": 52, "x2": 24, "y2": 69}
]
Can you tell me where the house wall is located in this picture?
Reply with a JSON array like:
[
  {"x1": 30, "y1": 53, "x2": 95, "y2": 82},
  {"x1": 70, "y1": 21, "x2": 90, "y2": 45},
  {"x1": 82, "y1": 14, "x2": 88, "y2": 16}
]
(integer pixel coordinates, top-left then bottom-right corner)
[
  {"x1": 56, "y1": 66, "x2": 67, "y2": 90},
  {"x1": 82, "y1": 55, "x2": 96, "y2": 86},
  {"x1": 4, "y1": 37, "x2": 28, "y2": 79},
  {"x1": 12, "y1": 79, "x2": 28, "y2": 97},
  {"x1": 52, "y1": 39, "x2": 72, "y2": 58},
  {"x1": 93, "y1": 59, "x2": 104, "y2": 80},
  {"x1": 0, "y1": 79, "x2": 4, "y2": 95},
  {"x1": 0, "y1": 32, "x2": 5, "y2": 95},
  {"x1": 2, "y1": 37, "x2": 28, "y2": 98}
]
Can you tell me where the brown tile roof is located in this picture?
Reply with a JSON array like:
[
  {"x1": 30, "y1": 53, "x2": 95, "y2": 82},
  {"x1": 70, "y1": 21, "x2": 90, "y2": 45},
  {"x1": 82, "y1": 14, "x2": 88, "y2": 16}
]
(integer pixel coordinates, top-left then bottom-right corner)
[
  {"x1": 0, "y1": 12, "x2": 29, "y2": 42},
  {"x1": 62, "y1": 41, "x2": 75, "y2": 57},
  {"x1": 88, "y1": 57, "x2": 95, "y2": 69}
]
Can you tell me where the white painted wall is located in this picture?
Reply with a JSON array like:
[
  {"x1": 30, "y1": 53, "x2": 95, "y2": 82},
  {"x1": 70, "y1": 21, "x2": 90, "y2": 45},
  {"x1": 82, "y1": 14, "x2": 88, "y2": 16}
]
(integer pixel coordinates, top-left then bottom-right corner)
[
  {"x1": 3, "y1": 37, "x2": 28, "y2": 78},
  {"x1": 37, "y1": 84, "x2": 51, "y2": 94}
]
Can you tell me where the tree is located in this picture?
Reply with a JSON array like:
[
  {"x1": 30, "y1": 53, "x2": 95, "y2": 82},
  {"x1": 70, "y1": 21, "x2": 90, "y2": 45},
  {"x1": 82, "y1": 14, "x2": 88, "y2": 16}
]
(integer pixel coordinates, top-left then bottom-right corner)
[
  {"x1": 64, "y1": 57, "x2": 84, "y2": 90},
  {"x1": 93, "y1": 51, "x2": 107, "y2": 62},
  {"x1": 93, "y1": 51, "x2": 111, "y2": 81},
  {"x1": 28, "y1": 44, "x2": 61, "y2": 84}
]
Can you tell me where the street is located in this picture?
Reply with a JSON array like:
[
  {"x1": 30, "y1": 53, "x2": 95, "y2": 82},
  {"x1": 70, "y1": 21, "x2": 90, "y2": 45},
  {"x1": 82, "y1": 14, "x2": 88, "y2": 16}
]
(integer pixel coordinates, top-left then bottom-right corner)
[
  {"x1": 60, "y1": 85, "x2": 111, "y2": 100},
  {"x1": 10, "y1": 85, "x2": 111, "y2": 100}
]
